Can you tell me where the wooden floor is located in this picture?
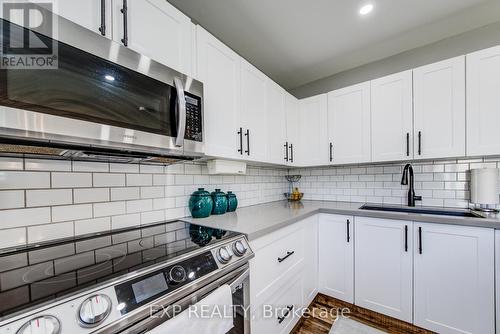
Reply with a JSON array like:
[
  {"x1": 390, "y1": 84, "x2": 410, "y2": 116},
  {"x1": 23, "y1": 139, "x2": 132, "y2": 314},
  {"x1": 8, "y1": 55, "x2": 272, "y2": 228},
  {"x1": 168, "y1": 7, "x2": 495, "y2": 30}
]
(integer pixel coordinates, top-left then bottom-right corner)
[{"x1": 291, "y1": 294, "x2": 434, "y2": 334}]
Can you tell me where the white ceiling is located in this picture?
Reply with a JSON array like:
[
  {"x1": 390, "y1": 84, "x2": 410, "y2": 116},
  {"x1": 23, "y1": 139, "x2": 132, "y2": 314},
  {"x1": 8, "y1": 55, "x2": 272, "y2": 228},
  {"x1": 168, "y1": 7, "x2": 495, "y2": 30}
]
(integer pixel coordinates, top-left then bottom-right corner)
[{"x1": 167, "y1": 0, "x2": 500, "y2": 90}]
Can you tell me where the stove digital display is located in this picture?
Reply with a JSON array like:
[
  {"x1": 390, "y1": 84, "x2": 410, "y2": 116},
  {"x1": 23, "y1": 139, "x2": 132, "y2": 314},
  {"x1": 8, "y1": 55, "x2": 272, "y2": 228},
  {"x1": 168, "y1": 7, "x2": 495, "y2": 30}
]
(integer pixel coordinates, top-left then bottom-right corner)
[{"x1": 131, "y1": 273, "x2": 168, "y2": 303}]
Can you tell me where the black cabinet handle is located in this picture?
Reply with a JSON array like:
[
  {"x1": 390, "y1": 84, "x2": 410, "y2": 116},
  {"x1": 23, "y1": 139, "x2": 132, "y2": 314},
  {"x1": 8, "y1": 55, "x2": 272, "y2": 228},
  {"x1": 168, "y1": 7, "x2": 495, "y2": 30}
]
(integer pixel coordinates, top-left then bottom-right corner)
[
  {"x1": 278, "y1": 251, "x2": 294, "y2": 263},
  {"x1": 237, "y1": 128, "x2": 243, "y2": 155},
  {"x1": 120, "y1": 0, "x2": 128, "y2": 46},
  {"x1": 406, "y1": 133, "x2": 410, "y2": 157},
  {"x1": 284, "y1": 142, "x2": 289, "y2": 162},
  {"x1": 244, "y1": 129, "x2": 250, "y2": 155},
  {"x1": 418, "y1": 131, "x2": 422, "y2": 155},
  {"x1": 329, "y1": 142, "x2": 333, "y2": 162},
  {"x1": 277, "y1": 305, "x2": 293, "y2": 324},
  {"x1": 418, "y1": 226, "x2": 422, "y2": 254},
  {"x1": 404, "y1": 225, "x2": 408, "y2": 252},
  {"x1": 98, "y1": 0, "x2": 106, "y2": 36},
  {"x1": 290, "y1": 144, "x2": 294, "y2": 163},
  {"x1": 346, "y1": 219, "x2": 350, "y2": 243}
]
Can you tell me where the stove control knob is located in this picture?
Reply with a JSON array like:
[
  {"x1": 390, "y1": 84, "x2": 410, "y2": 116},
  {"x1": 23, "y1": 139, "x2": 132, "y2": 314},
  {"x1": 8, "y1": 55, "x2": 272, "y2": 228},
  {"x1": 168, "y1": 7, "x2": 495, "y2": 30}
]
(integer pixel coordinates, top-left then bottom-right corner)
[
  {"x1": 216, "y1": 246, "x2": 232, "y2": 264},
  {"x1": 16, "y1": 315, "x2": 61, "y2": 334},
  {"x1": 232, "y1": 240, "x2": 247, "y2": 257},
  {"x1": 168, "y1": 265, "x2": 187, "y2": 283},
  {"x1": 78, "y1": 294, "x2": 112, "y2": 327}
]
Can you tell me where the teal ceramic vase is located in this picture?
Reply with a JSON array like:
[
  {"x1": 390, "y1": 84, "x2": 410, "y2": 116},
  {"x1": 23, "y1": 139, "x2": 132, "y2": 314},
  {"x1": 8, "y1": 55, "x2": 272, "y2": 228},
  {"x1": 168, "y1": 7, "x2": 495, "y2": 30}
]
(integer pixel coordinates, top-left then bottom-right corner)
[
  {"x1": 188, "y1": 188, "x2": 213, "y2": 218},
  {"x1": 226, "y1": 191, "x2": 238, "y2": 212},
  {"x1": 211, "y1": 189, "x2": 228, "y2": 215}
]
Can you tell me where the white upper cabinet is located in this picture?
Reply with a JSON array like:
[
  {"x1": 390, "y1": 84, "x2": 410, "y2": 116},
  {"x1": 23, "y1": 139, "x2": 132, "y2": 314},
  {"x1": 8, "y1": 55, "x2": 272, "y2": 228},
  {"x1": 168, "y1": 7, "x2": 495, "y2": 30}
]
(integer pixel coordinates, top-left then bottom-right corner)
[
  {"x1": 413, "y1": 56, "x2": 466, "y2": 160},
  {"x1": 298, "y1": 94, "x2": 328, "y2": 166},
  {"x1": 414, "y1": 223, "x2": 494, "y2": 334},
  {"x1": 112, "y1": 0, "x2": 193, "y2": 76},
  {"x1": 266, "y1": 81, "x2": 288, "y2": 165},
  {"x1": 285, "y1": 93, "x2": 300, "y2": 165},
  {"x1": 318, "y1": 214, "x2": 354, "y2": 303},
  {"x1": 355, "y1": 217, "x2": 413, "y2": 323},
  {"x1": 467, "y1": 45, "x2": 500, "y2": 157},
  {"x1": 239, "y1": 60, "x2": 269, "y2": 162},
  {"x1": 196, "y1": 26, "x2": 240, "y2": 159},
  {"x1": 327, "y1": 82, "x2": 371, "y2": 165},
  {"x1": 371, "y1": 71, "x2": 413, "y2": 162},
  {"x1": 53, "y1": 0, "x2": 112, "y2": 39}
]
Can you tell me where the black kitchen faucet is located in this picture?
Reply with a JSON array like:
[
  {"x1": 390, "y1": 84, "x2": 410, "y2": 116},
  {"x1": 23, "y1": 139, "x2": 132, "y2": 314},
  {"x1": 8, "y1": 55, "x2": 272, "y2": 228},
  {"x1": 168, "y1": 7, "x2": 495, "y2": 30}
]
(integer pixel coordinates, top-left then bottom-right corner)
[{"x1": 401, "y1": 163, "x2": 422, "y2": 207}]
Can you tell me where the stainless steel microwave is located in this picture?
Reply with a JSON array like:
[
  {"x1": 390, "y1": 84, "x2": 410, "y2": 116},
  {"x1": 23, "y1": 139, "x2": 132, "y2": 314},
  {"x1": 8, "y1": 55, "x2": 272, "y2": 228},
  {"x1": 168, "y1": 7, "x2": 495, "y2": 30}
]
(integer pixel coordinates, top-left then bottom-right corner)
[{"x1": 0, "y1": 12, "x2": 203, "y2": 163}]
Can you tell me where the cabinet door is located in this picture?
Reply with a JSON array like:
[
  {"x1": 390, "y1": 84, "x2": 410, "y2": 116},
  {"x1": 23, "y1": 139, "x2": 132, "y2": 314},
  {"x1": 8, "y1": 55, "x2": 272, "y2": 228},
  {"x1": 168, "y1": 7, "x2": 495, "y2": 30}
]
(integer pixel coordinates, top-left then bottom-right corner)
[
  {"x1": 413, "y1": 57, "x2": 465, "y2": 159},
  {"x1": 266, "y1": 81, "x2": 287, "y2": 165},
  {"x1": 298, "y1": 94, "x2": 328, "y2": 166},
  {"x1": 196, "y1": 27, "x2": 240, "y2": 159},
  {"x1": 240, "y1": 60, "x2": 268, "y2": 162},
  {"x1": 467, "y1": 46, "x2": 500, "y2": 157},
  {"x1": 371, "y1": 71, "x2": 413, "y2": 162},
  {"x1": 318, "y1": 214, "x2": 354, "y2": 303},
  {"x1": 302, "y1": 216, "x2": 318, "y2": 305},
  {"x1": 285, "y1": 93, "x2": 300, "y2": 165},
  {"x1": 54, "y1": 0, "x2": 112, "y2": 38},
  {"x1": 414, "y1": 223, "x2": 494, "y2": 334},
  {"x1": 112, "y1": 0, "x2": 193, "y2": 75},
  {"x1": 327, "y1": 82, "x2": 371, "y2": 165},
  {"x1": 355, "y1": 217, "x2": 412, "y2": 322}
]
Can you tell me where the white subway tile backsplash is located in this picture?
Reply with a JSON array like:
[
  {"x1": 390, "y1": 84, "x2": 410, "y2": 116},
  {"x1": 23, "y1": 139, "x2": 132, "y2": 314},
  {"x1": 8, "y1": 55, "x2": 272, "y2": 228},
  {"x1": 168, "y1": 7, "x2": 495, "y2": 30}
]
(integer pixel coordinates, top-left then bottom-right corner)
[
  {"x1": 140, "y1": 186, "x2": 164, "y2": 199},
  {"x1": 52, "y1": 204, "x2": 92, "y2": 222},
  {"x1": 26, "y1": 189, "x2": 72, "y2": 207},
  {"x1": 111, "y1": 213, "x2": 141, "y2": 229},
  {"x1": 0, "y1": 207, "x2": 51, "y2": 228},
  {"x1": 72, "y1": 161, "x2": 109, "y2": 172},
  {"x1": 93, "y1": 201, "x2": 126, "y2": 218},
  {"x1": 126, "y1": 199, "x2": 153, "y2": 214},
  {"x1": 139, "y1": 164, "x2": 164, "y2": 174},
  {"x1": 93, "y1": 173, "x2": 125, "y2": 187},
  {"x1": 111, "y1": 187, "x2": 140, "y2": 201},
  {"x1": 73, "y1": 188, "x2": 109, "y2": 204},
  {"x1": 127, "y1": 174, "x2": 153, "y2": 186},
  {"x1": 0, "y1": 157, "x2": 23, "y2": 170},
  {"x1": 0, "y1": 228, "x2": 27, "y2": 249},
  {"x1": 75, "y1": 217, "x2": 111, "y2": 235},
  {"x1": 25, "y1": 159, "x2": 71, "y2": 171},
  {"x1": 52, "y1": 172, "x2": 91, "y2": 188},
  {"x1": 109, "y1": 163, "x2": 139, "y2": 173},
  {"x1": 0, "y1": 190, "x2": 24, "y2": 210},
  {"x1": 0, "y1": 172, "x2": 50, "y2": 189},
  {"x1": 27, "y1": 222, "x2": 74, "y2": 243}
]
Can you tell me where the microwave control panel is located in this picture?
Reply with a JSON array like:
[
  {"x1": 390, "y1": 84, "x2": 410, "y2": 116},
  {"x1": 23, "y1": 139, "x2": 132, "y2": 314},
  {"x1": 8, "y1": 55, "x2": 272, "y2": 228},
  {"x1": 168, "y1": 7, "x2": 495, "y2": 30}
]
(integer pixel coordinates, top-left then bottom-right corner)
[{"x1": 185, "y1": 93, "x2": 203, "y2": 142}]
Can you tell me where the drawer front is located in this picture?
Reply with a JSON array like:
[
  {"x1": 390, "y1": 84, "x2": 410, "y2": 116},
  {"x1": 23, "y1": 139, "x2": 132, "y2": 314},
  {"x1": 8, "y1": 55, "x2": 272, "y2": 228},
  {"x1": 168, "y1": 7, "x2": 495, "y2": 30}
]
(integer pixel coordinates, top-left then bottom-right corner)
[
  {"x1": 251, "y1": 271, "x2": 303, "y2": 334},
  {"x1": 250, "y1": 225, "x2": 305, "y2": 296}
]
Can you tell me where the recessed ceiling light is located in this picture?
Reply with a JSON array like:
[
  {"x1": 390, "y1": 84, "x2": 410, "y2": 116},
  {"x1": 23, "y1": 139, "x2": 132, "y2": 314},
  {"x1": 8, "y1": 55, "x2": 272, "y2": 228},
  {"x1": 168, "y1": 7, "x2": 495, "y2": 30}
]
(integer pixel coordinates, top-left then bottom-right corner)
[
  {"x1": 359, "y1": 3, "x2": 374, "y2": 16},
  {"x1": 104, "y1": 74, "x2": 115, "y2": 81}
]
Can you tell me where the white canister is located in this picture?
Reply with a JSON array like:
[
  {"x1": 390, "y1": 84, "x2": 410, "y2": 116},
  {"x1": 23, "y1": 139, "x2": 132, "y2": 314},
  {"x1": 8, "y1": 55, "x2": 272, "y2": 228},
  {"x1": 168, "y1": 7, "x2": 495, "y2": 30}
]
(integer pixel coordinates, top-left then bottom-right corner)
[{"x1": 470, "y1": 168, "x2": 499, "y2": 208}]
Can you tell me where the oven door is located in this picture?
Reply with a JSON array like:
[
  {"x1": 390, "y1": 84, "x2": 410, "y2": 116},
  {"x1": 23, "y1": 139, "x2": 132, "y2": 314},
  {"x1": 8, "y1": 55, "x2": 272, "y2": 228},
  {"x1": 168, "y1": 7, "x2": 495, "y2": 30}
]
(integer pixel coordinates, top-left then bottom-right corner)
[
  {"x1": 0, "y1": 17, "x2": 203, "y2": 156},
  {"x1": 112, "y1": 265, "x2": 250, "y2": 334}
]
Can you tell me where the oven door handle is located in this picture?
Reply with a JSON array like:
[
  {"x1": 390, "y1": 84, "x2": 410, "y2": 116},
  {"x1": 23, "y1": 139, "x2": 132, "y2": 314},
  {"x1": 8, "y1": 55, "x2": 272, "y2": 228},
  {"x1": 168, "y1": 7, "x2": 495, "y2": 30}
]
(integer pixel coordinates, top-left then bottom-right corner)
[
  {"x1": 174, "y1": 77, "x2": 187, "y2": 147},
  {"x1": 229, "y1": 267, "x2": 249, "y2": 293}
]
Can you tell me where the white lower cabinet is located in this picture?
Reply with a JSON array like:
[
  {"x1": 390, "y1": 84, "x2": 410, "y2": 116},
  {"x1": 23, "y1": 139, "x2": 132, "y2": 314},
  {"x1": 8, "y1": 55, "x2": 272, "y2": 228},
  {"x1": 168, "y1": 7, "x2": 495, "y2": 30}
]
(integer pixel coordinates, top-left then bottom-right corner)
[
  {"x1": 249, "y1": 217, "x2": 317, "y2": 334},
  {"x1": 318, "y1": 214, "x2": 354, "y2": 303},
  {"x1": 414, "y1": 222, "x2": 495, "y2": 334},
  {"x1": 354, "y1": 217, "x2": 413, "y2": 322}
]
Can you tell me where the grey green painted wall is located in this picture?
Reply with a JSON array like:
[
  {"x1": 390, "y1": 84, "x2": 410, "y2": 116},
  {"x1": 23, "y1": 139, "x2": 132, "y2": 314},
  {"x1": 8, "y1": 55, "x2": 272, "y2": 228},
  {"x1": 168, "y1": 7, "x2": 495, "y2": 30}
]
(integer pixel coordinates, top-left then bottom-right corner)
[{"x1": 290, "y1": 21, "x2": 500, "y2": 99}]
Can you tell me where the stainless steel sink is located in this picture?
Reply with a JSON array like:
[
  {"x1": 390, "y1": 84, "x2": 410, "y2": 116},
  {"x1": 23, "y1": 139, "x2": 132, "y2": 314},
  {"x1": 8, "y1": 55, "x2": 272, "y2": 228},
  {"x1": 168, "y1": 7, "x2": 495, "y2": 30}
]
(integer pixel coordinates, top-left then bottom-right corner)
[{"x1": 359, "y1": 204, "x2": 484, "y2": 218}]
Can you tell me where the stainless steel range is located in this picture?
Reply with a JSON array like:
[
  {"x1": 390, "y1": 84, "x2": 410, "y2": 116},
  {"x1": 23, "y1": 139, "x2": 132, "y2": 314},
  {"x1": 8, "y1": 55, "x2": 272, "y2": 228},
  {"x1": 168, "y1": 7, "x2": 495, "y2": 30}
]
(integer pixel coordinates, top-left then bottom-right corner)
[{"x1": 0, "y1": 221, "x2": 253, "y2": 334}]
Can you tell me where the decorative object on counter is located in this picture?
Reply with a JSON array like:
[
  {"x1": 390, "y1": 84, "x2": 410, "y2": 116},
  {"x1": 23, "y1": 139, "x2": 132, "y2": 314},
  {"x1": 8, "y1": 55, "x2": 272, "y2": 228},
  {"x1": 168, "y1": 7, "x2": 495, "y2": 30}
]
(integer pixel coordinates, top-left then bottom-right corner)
[
  {"x1": 211, "y1": 189, "x2": 228, "y2": 215},
  {"x1": 226, "y1": 191, "x2": 238, "y2": 212},
  {"x1": 284, "y1": 174, "x2": 304, "y2": 201},
  {"x1": 471, "y1": 168, "x2": 499, "y2": 212},
  {"x1": 188, "y1": 188, "x2": 214, "y2": 218}
]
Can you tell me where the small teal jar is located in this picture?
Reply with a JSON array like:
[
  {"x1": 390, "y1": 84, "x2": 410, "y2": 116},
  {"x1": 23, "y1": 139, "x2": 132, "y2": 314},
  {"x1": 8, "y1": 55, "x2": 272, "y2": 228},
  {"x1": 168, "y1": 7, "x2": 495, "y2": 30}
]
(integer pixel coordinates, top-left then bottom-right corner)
[
  {"x1": 226, "y1": 191, "x2": 238, "y2": 212},
  {"x1": 211, "y1": 189, "x2": 228, "y2": 215},
  {"x1": 188, "y1": 188, "x2": 213, "y2": 218}
]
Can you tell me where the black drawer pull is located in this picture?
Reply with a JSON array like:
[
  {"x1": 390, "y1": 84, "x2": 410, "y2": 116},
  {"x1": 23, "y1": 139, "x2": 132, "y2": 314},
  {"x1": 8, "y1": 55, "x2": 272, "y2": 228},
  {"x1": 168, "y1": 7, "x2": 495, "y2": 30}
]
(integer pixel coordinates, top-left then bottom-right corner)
[
  {"x1": 284, "y1": 142, "x2": 289, "y2": 161},
  {"x1": 404, "y1": 225, "x2": 408, "y2": 252},
  {"x1": 406, "y1": 133, "x2": 410, "y2": 156},
  {"x1": 244, "y1": 129, "x2": 250, "y2": 155},
  {"x1": 120, "y1": 0, "x2": 128, "y2": 46},
  {"x1": 278, "y1": 305, "x2": 293, "y2": 324},
  {"x1": 99, "y1": 0, "x2": 106, "y2": 36},
  {"x1": 418, "y1": 226, "x2": 422, "y2": 254},
  {"x1": 277, "y1": 251, "x2": 294, "y2": 263},
  {"x1": 290, "y1": 144, "x2": 294, "y2": 163},
  {"x1": 346, "y1": 219, "x2": 350, "y2": 243},
  {"x1": 418, "y1": 131, "x2": 422, "y2": 155},
  {"x1": 329, "y1": 142, "x2": 333, "y2": 162}
]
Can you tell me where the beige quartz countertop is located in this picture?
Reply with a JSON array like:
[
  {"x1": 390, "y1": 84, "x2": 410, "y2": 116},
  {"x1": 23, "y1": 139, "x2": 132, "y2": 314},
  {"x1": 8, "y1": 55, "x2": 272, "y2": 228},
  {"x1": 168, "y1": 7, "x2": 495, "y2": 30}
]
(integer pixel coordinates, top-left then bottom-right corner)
[{"x1": 181, "y1": 200, "x2": 500, "y2": 240}]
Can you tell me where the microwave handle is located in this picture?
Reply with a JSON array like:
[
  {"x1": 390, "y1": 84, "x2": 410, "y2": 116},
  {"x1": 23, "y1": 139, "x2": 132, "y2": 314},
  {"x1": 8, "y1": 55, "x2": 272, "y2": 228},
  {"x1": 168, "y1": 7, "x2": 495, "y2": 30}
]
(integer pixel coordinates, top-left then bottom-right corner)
[{"x1": 174, "y1": 77, "x2": 187, "y2": 147}]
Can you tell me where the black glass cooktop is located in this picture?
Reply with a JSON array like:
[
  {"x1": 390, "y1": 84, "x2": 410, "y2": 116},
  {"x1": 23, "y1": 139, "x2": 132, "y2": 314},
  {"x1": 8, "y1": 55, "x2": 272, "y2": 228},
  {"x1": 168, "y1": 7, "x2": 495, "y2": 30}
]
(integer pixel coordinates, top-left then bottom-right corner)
[{"x1": 0, "y1": 221, "x2": 236, "y2": 318}]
